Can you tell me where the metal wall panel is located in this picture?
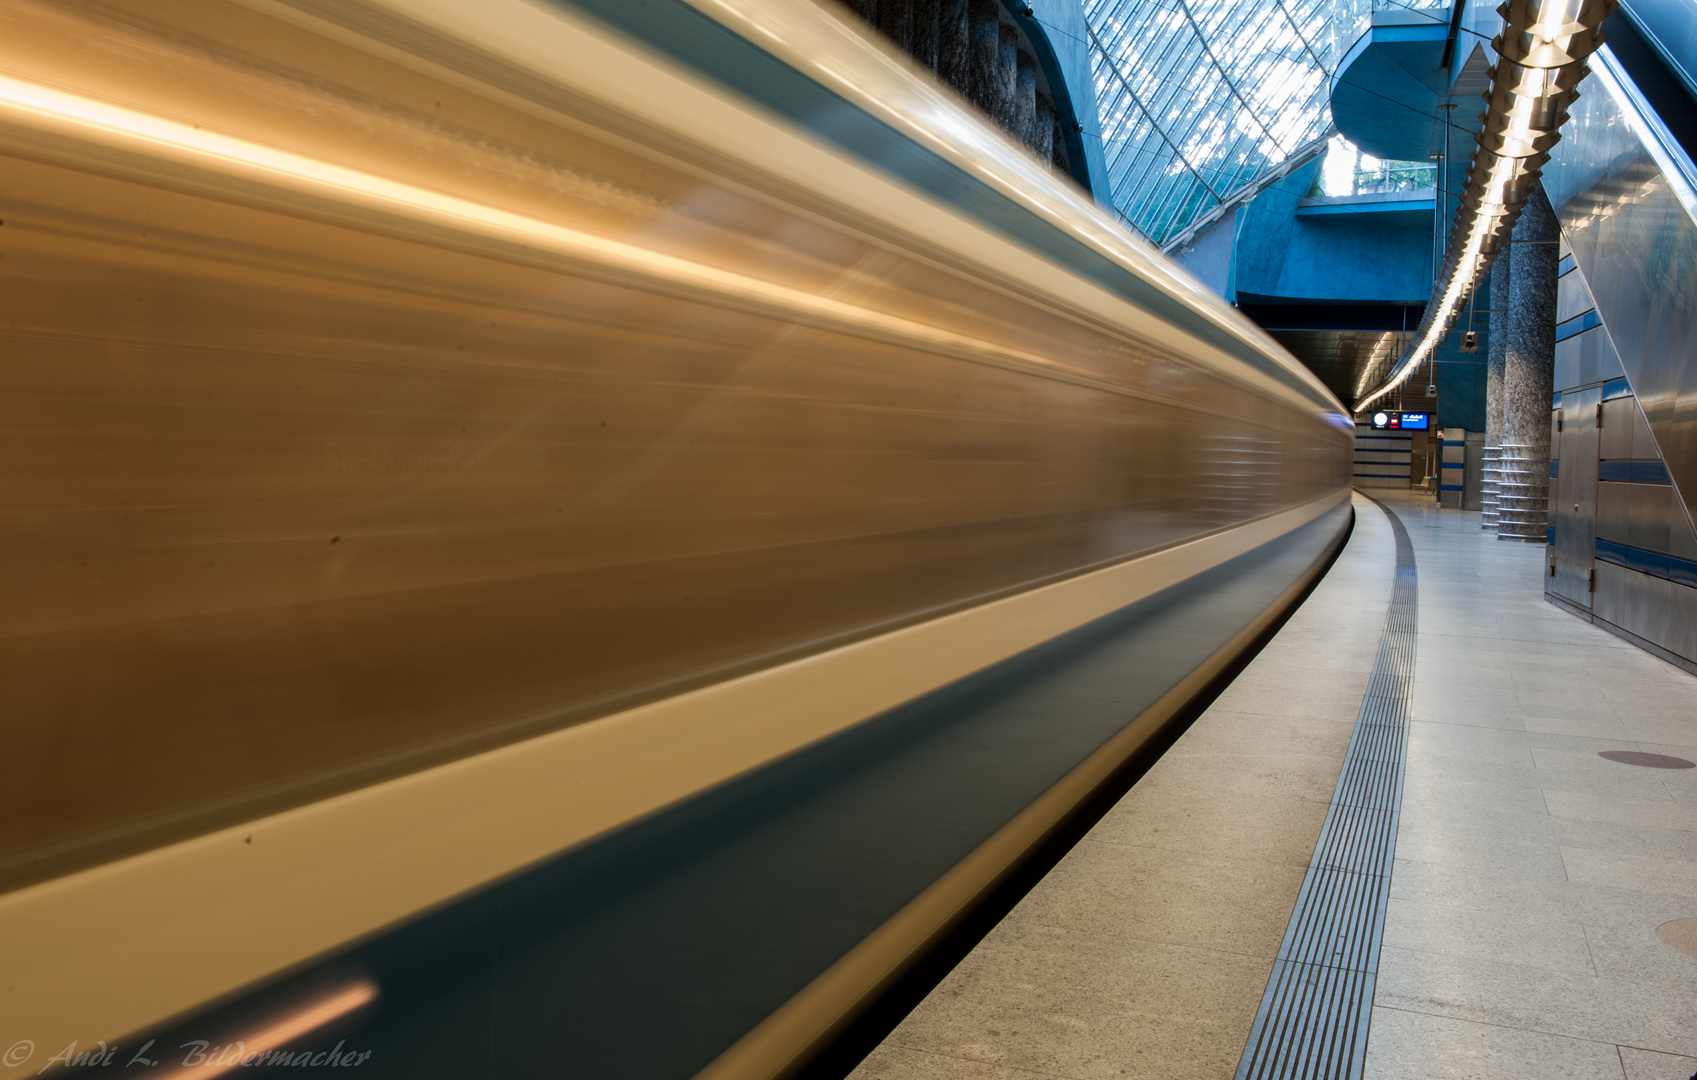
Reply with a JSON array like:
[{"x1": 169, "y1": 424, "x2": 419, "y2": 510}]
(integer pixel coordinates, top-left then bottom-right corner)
[
  {"x1": 1620, "y1": 559, "x2": 1671, "y2": 645},
  {"x1": 1545, "y1": 48, "x2": 1697, "y2": 560},
  {"x1": 1628, "y1": 481, "x2": 1674, "y2": 553},
  {"x1": 1552, "y1": 326, "x2": 1624, "y2": 391},
  {"x1": 1548, "y1": 405, "x2": 1564, "y2": 542},
  {"x1": 1631, "y1": 396, "x2": 1662, "y2": 459},
  {"x1": 1556, "y1": 271, "x2": 1594, "y2": 323},
  {"x1": 1666, "y1": 578, "x2": 1697, "y2": 662},
  {"x1": 1593, "y1": 558, "x2": 1631, "y2": 627},
  {"x1": 1552, "y1": 386, "x2": 1601, "y2": 606},
  {"x1": 1597, "y1": 480, "x2": 1631, "y2": 542},
  {"x1": 1673, "y1": 501, "x2": 1697, "y2": 560},
  {"x1": 1601, "y1": 397, "x2": 1636, "y2": 459}
]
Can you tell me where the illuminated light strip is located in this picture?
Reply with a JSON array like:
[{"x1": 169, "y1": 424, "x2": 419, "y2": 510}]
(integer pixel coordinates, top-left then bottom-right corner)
[
  {"x1": 1353, "y1": 0, "x2": 1615, "y2": 414},
  {"x1": 0, "y1": 73, "x2": 1161, "y2": 411}
]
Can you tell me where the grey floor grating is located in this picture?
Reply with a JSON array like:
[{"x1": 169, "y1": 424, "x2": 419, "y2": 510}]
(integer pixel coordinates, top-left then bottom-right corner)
[{"x1": 1234, "y1": 496, "x2": 1417, "y2": 1080}]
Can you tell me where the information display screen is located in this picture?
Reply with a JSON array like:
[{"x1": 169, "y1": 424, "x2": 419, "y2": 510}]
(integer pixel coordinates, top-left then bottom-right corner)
[{"x1": 1369, "y1": 411, "x2": 1430, "y2": 430}]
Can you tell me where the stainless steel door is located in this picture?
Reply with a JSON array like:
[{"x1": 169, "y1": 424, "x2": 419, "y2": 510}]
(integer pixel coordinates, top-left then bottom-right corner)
[{"x1": 1552, "y1": 386, "x2": 1600, "y2": 606}]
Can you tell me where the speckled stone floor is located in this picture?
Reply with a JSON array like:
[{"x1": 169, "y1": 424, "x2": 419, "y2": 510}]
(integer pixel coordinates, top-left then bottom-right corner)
[
  {"x1": 848, "y1": 491, "x2": 1697, "y2": 1080},
  {"x1": 1365, "y1": 491, "x2": 1697, "y2": 1080}
]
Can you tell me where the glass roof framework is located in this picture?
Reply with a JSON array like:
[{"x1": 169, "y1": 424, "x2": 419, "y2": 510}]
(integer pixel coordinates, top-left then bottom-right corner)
[{"x1": 1084, "y1": 0, "x2": 1394, "y2": 246}]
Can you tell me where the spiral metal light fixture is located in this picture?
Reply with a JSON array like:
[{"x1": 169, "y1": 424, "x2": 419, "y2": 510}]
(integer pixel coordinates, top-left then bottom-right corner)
[{"x1": 1354, "y1": 0, "x2": 1615, "y2": 414}]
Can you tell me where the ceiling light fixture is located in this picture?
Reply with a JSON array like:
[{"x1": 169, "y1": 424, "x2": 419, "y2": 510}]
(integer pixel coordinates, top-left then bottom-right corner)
[{"x1": 1354, "y1": 0, "x2": 1615, "y2": 414}]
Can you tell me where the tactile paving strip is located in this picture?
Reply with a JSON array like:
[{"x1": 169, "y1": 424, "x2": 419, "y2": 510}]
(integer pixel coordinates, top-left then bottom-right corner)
[{"x1": 1234, "y1": 496, "x2": 1416, "y2": 1080}]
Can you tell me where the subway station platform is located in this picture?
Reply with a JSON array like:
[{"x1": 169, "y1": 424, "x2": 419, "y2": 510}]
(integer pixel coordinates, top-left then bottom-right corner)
[{"x1": 852, "y1": 492, "x2": 1697, "y2": 1080}]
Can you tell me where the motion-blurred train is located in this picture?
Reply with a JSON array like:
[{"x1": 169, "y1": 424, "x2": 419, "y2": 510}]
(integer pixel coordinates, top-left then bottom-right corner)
[{"x1": 0, "y1": 0, "x2": 1351, "y2": 1076}]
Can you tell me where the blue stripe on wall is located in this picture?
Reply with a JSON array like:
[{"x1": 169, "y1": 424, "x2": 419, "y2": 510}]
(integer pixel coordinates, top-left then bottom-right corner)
[
  {"x1": 1595, "y1": 539, "x2": 1697, "y2": 586},
  {"x1": 1599, "y1": 461, "x2": 1672, "y2": 483}
]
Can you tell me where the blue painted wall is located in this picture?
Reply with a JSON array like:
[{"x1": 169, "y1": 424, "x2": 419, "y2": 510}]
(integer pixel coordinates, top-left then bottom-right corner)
[
  {"x1": 1228, "y1": 161, "x2": 1322, "y2": 301},
  {"x1": 1224, "y1": 158, "x2": 1433, "y2": 305},
  {"x1": 1171, "y1": 208, "x2": 1237, "y2": 297},
  {"x1": 1274, "y1": 210, "x2": 1434, "y2": 302},
  {"x1": 1433, "y1": 268, "x2": 1494, "y2": 431}
]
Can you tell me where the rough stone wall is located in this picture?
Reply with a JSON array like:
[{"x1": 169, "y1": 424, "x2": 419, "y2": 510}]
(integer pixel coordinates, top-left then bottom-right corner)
[
  {"x1": 912, "y1": 0, "x2": 940, "y2": 70},
  {"x1": 995, "y1": 25, "x2": 1020, "y2": 130},
  {"x1": 937, "y1": 0, "x2": 970, "y2": 87},
  {"x1": 836, "y1": 0, "x2": 1067, "y2": 173},
  {"x1": 877, "y1": 0, "x2": 913, "y2": 52},
  {"x1": 1014, "y1": 49, "x2": 1038, "y2": 146},
  {"x1": 966, "y1": 0, "x2": 1002, "y2": 117}
]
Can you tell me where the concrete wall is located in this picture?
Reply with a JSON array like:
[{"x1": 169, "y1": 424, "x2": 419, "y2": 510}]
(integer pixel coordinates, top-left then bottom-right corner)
[
  {"x1": 1227, "y1": 161, "x2": 1321, "y2": 301},
  {"x1": 1169, "y1": 208, "x2": 1237, "y2": 298},
  {"x1": 1274, "y1": 211, "x2": 1433, "y2": 302}
]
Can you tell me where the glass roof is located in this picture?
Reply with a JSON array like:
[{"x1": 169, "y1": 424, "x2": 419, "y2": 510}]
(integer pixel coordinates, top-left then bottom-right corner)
[{"x1": 1082, "y1": 0, "x2": 1436, "y2": 246}]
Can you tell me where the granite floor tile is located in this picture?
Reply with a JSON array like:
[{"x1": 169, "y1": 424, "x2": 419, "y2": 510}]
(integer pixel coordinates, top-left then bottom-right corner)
[
  {"x1": 1411, "y1": 722, "x2": 1640, "y2": 758},
  {"x1": 1402, "y1": 773, "x2": 1571, "y2": 814},
  {"x1": 1581, "y1": 918, "x2": 1697, "y2": 990},
  {"x1": 1617, "y1": 1046, "x2": 1697, "y2": 1080},
  {"x1": 1387, "y1": 856, "x2": 1577, "y2": 919},
  {"x1": 853, "y1": 1046, "x2": 1068, "y2": 1080},
  {"x1": 1005, "y1": 841, "x2": 1305, "y2": 957},
  {"x1": 1561, "y1": 846, "x2": 1697, "y2": 897},
  {"x1": 1373, "y1": 944, "x2": 1697, "y2": 1056},
  {"x1": 873, "y1": 923, "x2": 1271, "y2": 1080},
  {"x1": 1362, "y1": 1007, "x2": 1629, "y2": 1080},
  {"x1": 1157, "y1": 709, "x2": 1356, "y2": 757},
  {"x1": 1381, "y1": 898, "x2": 1598, "y2": 976},
  {"x1": 1087, "y1": 784, "x2": 1328, "y2": 867},
  {"x1": 1545, "y1": 790, "x2": 1697, "y2": 832}
]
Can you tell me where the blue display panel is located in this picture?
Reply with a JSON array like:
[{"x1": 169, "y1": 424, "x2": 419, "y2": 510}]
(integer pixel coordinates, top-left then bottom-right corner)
[{"x1": 1368, "y1": 412, "x2": 1430, "y2": 430}]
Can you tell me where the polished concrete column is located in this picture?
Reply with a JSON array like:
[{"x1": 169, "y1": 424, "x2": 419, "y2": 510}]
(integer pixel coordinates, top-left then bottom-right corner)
[
  {"x1": 1482, "y1": 257, "x2": 1510, "y2": 531},
  {"x1": 1014, "y1": 49, "x2": 1038, "y2": 151},
  {"x1": 911, "y1": 0, "x2": 939, "y2": 71},
  {"x1": 1498, "y1": 186, "x2": 1558, "y2": 542},
  {"x1": 965, "y1": 0, "x2": 1001, "y2": 118}
]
